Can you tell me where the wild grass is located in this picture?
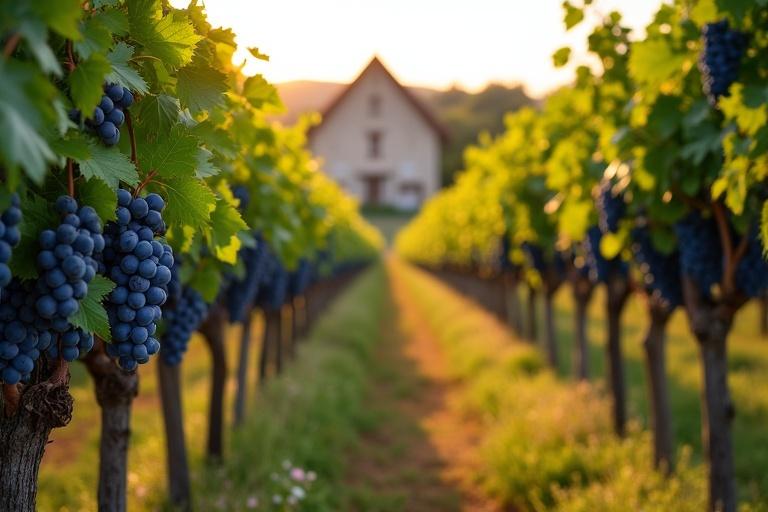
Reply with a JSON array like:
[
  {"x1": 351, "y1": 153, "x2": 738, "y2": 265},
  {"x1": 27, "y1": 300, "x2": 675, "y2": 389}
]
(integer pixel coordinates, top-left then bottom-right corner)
[
  {"x1": 36, "y1": 263, "x2": 386, "y2": 511},
  {"x1": 393, "y1": 259, "x2": 767, "y2": 511}
]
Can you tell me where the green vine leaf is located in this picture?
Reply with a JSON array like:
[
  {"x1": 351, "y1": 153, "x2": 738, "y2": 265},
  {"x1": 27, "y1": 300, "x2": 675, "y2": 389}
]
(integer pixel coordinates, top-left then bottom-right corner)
[
  {"x1": 106, "y1": 42, "x2": 149, "y2": 95},
  {"x1": 69, "y1": 53, "x2": 111, "y2": 113},
  {"x1": 69, "y1": 275, "x2": 116, "y2": 341},
  {"x1": 76, "y1": 142, "x2": 140, "y2": 190},
  {"x1": 160, "y1": 175, "x2": 216, "y2": 229}
]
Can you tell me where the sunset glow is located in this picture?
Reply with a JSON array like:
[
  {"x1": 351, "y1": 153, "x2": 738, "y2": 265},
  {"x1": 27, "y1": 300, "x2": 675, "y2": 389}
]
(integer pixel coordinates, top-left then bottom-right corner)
[{"x1": 171, "y1": 0, "x2": 665, "y2": 96}]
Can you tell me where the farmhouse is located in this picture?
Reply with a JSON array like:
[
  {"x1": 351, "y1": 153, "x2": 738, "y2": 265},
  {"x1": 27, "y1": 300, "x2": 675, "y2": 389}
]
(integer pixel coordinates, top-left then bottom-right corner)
[{"x1": 307, "y1": 57, "x2": 447, "y2": 210}]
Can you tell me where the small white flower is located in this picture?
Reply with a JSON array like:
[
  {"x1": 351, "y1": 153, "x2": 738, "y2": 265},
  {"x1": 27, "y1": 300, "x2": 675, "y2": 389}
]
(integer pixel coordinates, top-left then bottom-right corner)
[
  {"x1": 272, "y1": 494, "x2": 283, "y2": 505},
  {"x1": 246, "y1": 496, "x2": 259, "y2": 509},
  {"x1": 307, "y1": 471, "x2": 317, "y2": 482},
  {"x1": 291, "y1": 486, "x2": 306, "y2": 500}
]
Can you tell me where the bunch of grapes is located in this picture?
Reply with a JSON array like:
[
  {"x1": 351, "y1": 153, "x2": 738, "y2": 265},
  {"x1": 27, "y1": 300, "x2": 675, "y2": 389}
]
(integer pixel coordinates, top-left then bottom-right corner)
[
  {"x1": 521, "y1": 242, "x2": 546, "y2": 273},
  {"x1": 0, "y1": 280, "x2": 53, "y2": 383},
  {"x1": 288, "y1": 259, "x2": 312, "y2": 299},
  {"x1": 231, "y1": 184, "x2": 250, "y2": 212},
  {"x1": 699, "y1": 20, "x2": 748, "y2": 104},
  {"x1": 35, "y1": 197, "x2": 103, "y2": 321},
  {"x1": 257, "y1": 254, "x2": 289, "y2": 312},
  {"x1": 34, "y1": 196, "x2": 104, "y2": 362},
  {"x1": 69, "y1": 84, "x2": 134, "y2": 146},
  {"x1": 226, "y1": 239, "x2": 268, "y2": 323},
  {"x1": 631, "y1": 227, "x2": 683, "y2": 309},
  {"x1": 596, "y1": 181, "x2": 626, "y2": 233},
  {"x1": 160, "y1": 285, "x2": 208, "y2": 366},
  {"x1": 734, "y1": 227, "x2": 768, "y2": 298},
  {"x1": 674, "y1": 212, "x2": 723, "y2": 294},
  {"x1": 0, "y1": 194, "x2": 22, "y2": 292},
  {"x1": 498, "y1": 234, "x2": 515, "y2": 272},
  {"x1": 166, "y1": 258, "x2": 183, "y2": 308},
  {"x1": 584, "y1": 226, "x2": 628, "y2": 284},
  {"x1": 102, "y1": 190, "x2": 173, "y2": 370}
]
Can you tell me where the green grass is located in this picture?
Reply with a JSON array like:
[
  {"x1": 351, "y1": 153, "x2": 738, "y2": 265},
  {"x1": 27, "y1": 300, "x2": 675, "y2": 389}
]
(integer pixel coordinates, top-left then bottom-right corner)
[
  {"x1": 36, "y1": 263, "x2": 388, "y2": 511},
  {"x1": 363, "y1": 212, "x2": 413, "y2": 245},
  {"x1": 392, "y1": 260, "x2": 768, "y2": 511},
  {"x1": 542, "y1": 285, "x2": 768, "y2": 501},
  {"x1": 193, "y1": 264, "x2": 389, "y2": 510}
]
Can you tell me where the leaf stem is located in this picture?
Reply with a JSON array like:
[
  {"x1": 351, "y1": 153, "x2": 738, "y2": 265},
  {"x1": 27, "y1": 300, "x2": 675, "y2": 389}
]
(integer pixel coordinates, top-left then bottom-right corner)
[
  {"x1": 67, "y1": 159, "x2": 75, "y2": 198},
  {"x1": 65, "y1": 40, "x2": 76, "y2": 72},
  {"x1": 712, "y1": 202, "x2": 736, "y2": 295},
  {"x1": 125, "y1": 109, "x2": 139, "y2": 168},
  {"x1": 2, "y1": 33, "x2": 20, "y2": 58},
  {"x1": 134, "y1": 170, "x2": 157, "y2": 196}
]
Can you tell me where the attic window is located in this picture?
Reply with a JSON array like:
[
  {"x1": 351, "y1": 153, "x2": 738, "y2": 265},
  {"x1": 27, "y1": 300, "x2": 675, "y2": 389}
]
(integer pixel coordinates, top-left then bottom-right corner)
[
  {"x1": 367, "y1": 130, "x2": 382, "y2": 159},
  {"x1": 369, "y1": 94, "x2": 381, "y2": 116}
]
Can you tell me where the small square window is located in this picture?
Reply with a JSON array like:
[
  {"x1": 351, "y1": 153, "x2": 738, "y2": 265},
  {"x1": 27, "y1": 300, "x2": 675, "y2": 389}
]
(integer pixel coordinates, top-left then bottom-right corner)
[{"x1": 367, "y1": 131, "x2": 382, "y2": 159}]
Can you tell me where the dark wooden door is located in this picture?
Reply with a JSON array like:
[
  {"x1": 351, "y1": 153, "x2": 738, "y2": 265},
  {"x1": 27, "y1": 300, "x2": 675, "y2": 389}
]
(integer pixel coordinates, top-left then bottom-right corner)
[{"x1": 361, "y1": 175, "x2": 386, "y2": 205}]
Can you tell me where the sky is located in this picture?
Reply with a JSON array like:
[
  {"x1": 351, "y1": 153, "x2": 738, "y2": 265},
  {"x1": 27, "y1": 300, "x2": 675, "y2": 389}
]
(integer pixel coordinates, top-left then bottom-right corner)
[{"x1": 171, "y1": 0, "x2": 666, "y2": 98}]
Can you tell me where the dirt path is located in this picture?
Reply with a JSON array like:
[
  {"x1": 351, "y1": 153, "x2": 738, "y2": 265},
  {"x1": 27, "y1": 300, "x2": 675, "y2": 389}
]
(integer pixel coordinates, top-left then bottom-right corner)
[{"x1": 344, "y1": 261, "x2": 501, "y2": 512}]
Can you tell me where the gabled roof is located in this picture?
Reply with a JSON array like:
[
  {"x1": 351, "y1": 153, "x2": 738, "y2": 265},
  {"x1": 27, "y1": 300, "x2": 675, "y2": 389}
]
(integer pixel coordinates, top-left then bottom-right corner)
[{"x1": 308, "y1": 56, "x2": 449, "y2": 143}]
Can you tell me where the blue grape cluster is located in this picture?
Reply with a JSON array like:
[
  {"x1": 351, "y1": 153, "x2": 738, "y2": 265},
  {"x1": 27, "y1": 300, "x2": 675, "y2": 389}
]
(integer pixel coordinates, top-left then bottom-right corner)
[
  {"x1": 584, "y1": 226, "x2": 628, "y2": 283},
  {"x1": 257, "y1": 254, "x2": 289, "y2": 311},
  {"x1": 699, "y1": 20, "x2": 748, "y2": 104},
  {"x1": 521, "y1": 242, "x2": 546, "y2": 273},
  {"x1": 70, "y1": 84, "x2": 134, "y2": 146},
  {"x1": 631, "y1": 227, "x2": 683, "y2": 309},
  {"x1": 734, "y1": 228, "x2": 768, "y2": 298},
  {"x1": 0, "y1": 195, "x2": 103, "y2": 382},
  {"x1": 103, "y1": 190, "x2": 172, "y2": 370},
  {"x1": 596, "y1": 181, "x2": 625, "y2": 233},
  {"x1": 226, "y1": 239, "x2": 269, "y2": 323},
  {"x1": 160, "y1": 285, "x2": 208, "y2": 366},
  {"x1": 498, "y1": 234, "x2": 515, "y2": 272},
  {"x1": 35, "y1": 196, "x2": 103, "y2": 322},
  {"x1": 0, "y1": 194, "x2": 21, "y2": 292},
  {"x1": 166, "y1": 258, "x2": 183, "y2": 307},
  {"x1": 288, "y1": 258, "x2": 312, "y2": 299},
  {"x1": 231, "y1": 185, "x2": 250, "y2": 212},
  {"x1": 0, "y1": 280, "x2": 53, "y2": 383},
  {"x1": 674, "y1": 212, "x2": 723, "y2": 294}
]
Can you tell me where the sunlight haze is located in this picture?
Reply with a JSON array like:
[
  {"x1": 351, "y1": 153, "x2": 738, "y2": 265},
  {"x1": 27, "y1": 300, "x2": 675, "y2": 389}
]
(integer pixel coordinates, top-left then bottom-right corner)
[{"x1": 171, "y1": 0, "x2": 665, "y2": 96}]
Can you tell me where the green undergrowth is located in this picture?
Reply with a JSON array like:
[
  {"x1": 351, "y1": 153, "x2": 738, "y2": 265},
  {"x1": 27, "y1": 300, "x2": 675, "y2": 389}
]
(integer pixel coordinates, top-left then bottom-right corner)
[
  {"x1": 393, "y1": 260, "x2": 766, "y2": 512},
  {"x1": 194, "y1": 264, "x2": 387, "y2": 511},
  {"x1": 36, "y1": 264, "x2": 385, "y2": 511}
]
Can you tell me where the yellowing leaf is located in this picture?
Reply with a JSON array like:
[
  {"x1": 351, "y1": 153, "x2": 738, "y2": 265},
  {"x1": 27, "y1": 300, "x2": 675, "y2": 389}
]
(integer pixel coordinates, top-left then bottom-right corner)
[
  {"x1": 600, "y1": 231, "x2": 624, "y2": 259},
  {"x1": 628, "y1": 39, "x2": 686, "y2": 90}
]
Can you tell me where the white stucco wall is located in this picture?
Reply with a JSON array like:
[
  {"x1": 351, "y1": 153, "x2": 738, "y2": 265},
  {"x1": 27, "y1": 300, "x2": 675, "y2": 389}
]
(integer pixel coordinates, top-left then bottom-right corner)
[{"x1": 309, "y1": 63, "x2": 441, "y2": 209}]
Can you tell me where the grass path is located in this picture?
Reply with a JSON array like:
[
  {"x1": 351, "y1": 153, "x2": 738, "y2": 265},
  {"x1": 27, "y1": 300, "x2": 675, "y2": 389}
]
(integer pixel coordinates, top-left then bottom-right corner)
[{"x1": 343, "y1": 258, "x2": 499, "y2": 511}]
